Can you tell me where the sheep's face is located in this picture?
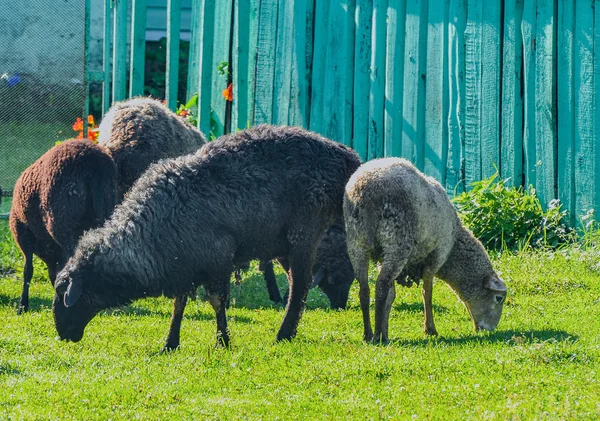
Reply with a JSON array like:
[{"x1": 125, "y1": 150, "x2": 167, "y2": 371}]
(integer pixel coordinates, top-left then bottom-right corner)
[
  {"x1": 313, "y1": 266, "x2": 354, "y2": 310},
  {"x1": 461, "y1": 275, "x2": 507, "y2": 332},
  {"x1": 53, "y1": 265, "x2": 124, "y2": 342}
]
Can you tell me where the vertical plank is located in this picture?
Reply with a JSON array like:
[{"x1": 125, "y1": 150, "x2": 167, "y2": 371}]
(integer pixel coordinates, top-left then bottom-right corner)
[
  {"x1": 384, "y1": 0, "x2": 406, "y2": 158},
  {"x1": 353, "y1": 0, "x2": 373, "y2": 160},
  {"x1": 521, "y1": 0, "x2": 537, "y2": 187},
  {"x1": 501, "y1": 0, "x2": 524, "y2": 187},
  {"x1": 288, "y1": 0, "x2": 313, "y2": 127},
  {"x1": 102, "y1": 0, "x2": 113, "y2": 114},
  {"x1": 186, "y1": 0, "x2": 201, "y2": 100},
  {"x1": 130, "y1": 0, "x2": 147, "y2": 98},
  {"x1": 368, "y1": 0, "x2": 388, "y2": 159},
  {"x1": 557, "y1": 0, "x2": 575, "y2": 221},
  {"x1": 480, "y1": 0, "x2": 501, "y2": 178},
  {"x1": 424, "y1": 0, "x2": 448, "y2": 183},
  {"x1": 273, "y1": 0, "x2": 294, "y2": 125},
  {"x1": 534, "y1": 0, "x2": 556, "y2": 206},
  {"x1": 254, "y1": 0, "x2": 279, "y2": 125},
  {"x1": 197, "y1": 0, "x2": 215, "y2": 135},
  {"x1": 210, "y1": 1, "x2": 233, "y2": 135},
  {"x1": 310, "y1": 0, "x2": 356, "y2": 146},
  {"x1": 166, "y1": 0, "x2": 182, "y2": 110},
  {"x1": 574, "y1": 1, "x2": 595, "y2": 216},
  {"x1": 111, "y1": 0, "x2": 128, "y2": 103},
  {"x1": 402, "y1": 0, "x2": 428, "y2": 169},
  {"x1": 446, "y1": 0, "x2": 467, "y2": 193},
  {"x1": 232, "y1": 0, "x2": 259, "y2": 130},
  {"x1": 83, "y1": 0, "x2": 91, "y2": 136},
  {"x1": 464, "y1": 0, "x2": 483, "y2": 185},
  {"x1": 594, "y1": 0, "x2": 600, "y2": 215}
]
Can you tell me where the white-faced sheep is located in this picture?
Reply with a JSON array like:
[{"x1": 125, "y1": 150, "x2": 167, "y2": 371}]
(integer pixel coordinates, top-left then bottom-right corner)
[
  {"x1": 9, "y1": 140, "x2": 117, "y2": 314},
  {"x1": 344, "y1": 158, "x2": 507, "y2": 343},
  {"x1": 52, "y1": 125, "x2": 362, "y2": 350},
  {"x1": 98, "y1": 96, "x2": 207, "y2": 199}
]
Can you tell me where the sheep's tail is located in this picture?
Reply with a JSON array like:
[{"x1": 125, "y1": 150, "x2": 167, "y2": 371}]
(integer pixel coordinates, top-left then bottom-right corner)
[{"x1": 91, "y1": 171, "x2": 118, "y2": 224}]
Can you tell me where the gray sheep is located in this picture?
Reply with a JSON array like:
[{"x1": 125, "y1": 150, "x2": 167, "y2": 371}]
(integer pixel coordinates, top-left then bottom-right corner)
[
  {"x1": 9, "y1": 140, "x2": 117, "y2": 313},
  {"x1": 98, "y1": 96, "x2": 207, "y2": 199},
  {"x1": 344, "y1": 158, "x2": 507, "y2": 343},
  {"x1": 52, "y1": 125, "x2": 362, "y2": 350}
]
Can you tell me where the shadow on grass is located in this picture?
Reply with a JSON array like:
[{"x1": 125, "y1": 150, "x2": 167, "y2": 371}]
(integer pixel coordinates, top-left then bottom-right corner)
[
  {"x1": 392, "y1": 301, "x2": 448, "y2": 314},
  {"x1": 0, "y1": 293, "x2": 53, "y2": 312},
  {"x1": 110, "y1": 304, "x2": 256, "y2": 324},
  {"x1": 388, "y1": 328, "x2": 577, "y2": 347}
]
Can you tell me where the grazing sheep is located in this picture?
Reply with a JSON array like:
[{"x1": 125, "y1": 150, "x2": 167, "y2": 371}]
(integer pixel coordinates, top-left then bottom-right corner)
[
  {"x1": 276, "y1": 222, "x2": 355, "y2": 309},
  {"x1": 52, "y1": 125, "x2": 362, "y2": 350},
  {"x1": 344, "y1": 158, "x2": 507, "y2": 343},
  {"x1": 9, "y1": 140, "x2": 117, "y2": 314},
  {"x1": 98, "y1": 97, "x2": 207, "y2": 199}
]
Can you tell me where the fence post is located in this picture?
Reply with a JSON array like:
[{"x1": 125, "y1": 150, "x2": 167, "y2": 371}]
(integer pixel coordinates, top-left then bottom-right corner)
[
  {"x1": 166, "y1": 0, "x2": 182, "y2": 110},
  {"x1": 112, "y1": 0, "x2": 128, "y2": 103},
  {"x1": 130, "y1": 0, "x2": 147, "y2": 98}
]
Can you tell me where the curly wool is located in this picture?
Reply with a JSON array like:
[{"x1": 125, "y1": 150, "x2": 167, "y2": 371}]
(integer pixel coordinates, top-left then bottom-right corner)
[{"x1": 98, "y1": 97, "x2": 207, "y2": 199}]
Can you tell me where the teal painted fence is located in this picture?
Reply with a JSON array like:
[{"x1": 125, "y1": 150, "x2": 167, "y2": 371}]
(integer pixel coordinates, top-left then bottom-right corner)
[{"x1": 94, "y1": 0, "x2": 600, "y2": 221}]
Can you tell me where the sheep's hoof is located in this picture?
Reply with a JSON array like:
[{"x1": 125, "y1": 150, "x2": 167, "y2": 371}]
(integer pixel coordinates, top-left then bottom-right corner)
[
  {"x1": 425, "y1": 326, "x2": 438, "y2": 336},
  {"x1": 16, "y1": 305, "x2": 28, "y2": 315},
  {"x1": 160, "y1": 343, "x2": 180, "y2": 354},
  {"x1": 370, "y1": 333, "x2": 389, "y2": 345}
]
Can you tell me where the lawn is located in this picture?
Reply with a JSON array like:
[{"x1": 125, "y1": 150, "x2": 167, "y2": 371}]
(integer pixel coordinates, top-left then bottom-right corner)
[{"x1": 0, "y1": 219, "x2": 599, "y2": 420}]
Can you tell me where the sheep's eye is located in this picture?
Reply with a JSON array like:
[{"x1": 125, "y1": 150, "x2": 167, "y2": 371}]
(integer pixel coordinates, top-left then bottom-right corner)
[{"x1": 495, "y1": 295, "x2": 504, "y2": 305}]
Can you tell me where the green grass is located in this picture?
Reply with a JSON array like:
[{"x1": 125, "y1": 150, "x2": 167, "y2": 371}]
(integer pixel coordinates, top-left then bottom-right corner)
[
  {"x1": 0, "y1": 123, "x2": 70, "y2": 190},
  {"x1": 0, "y1": 220, "x2": 599, "y2": 420}
]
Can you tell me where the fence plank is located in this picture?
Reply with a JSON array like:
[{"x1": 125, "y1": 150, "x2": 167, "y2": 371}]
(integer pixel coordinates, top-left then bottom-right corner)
[
  {"x1": 424, "y1": 0, "x2": 448, "y2": 183},
  {"x1": 112, "y1": 0, "x2": 128, "y2": 102},
  {"x1": 130, "y1": 0, "x2": 147, "y2": 98},
  {"x1": 288, "y1": 0, "x2": 313, "y2": 127},
  {"x1": 353, "y1": 0, "x2": 373, "y2": 160},
  {"x1": 557, "y1": 0, "x2": 575, "y2": 221},
  {"x1": 446, "y1": 0, "x2": 467, "y2": 193},
  {"x1": 534, "y1": 0, "x2": 556, "y2": 206},
  {"x1": 209, "y1": 0, "x2": 233, "y2": 135},
  {"x1": 501, "y1": 0, "x2": 523, "y2": 187},
  {"x1": 574, "y1": 1, "x2": 595, "y2": 216},
  {"x1": 402, "y1": 0, "x2": 428, "y2": 169},
  {"x1": 384, "y1": 0, "x2": 406, "y2": 158},
  {"x1": 480, "y1": 0, "x2": 501, "y2": 178},
  {"x1": 166, "y1": 0, "x2": 182, "y2": 110},
  {"x1": 368, "y1": 0, "x2": 387, "y2": 159},
  {"x1": 102, "y1": 0, "x2": 113, "y2": 113},
  {"x1": 196, "y1": 0, "x2": 215, "y2": 135},
  {"x1": 232, "y1": 0, "x2": 259, "y2": 130},
  {"x1": 464, "y1": 0, "x2": 483, "y2": 185},
  {"x1": 186, "y1": 0, "x2": 201, "y2": 100},
  {"x1": 272, "y1": 0, "x2": 293, "y2": 125},
  {"x1": 594, "y1": 0, "x2": 600, "y2": 214},
  {"x1": 521, "y1": 0, "x2": 537, "y2": 187},
  {"x1": 254, "y1": 0, "x2": 279, "y2": 125}
]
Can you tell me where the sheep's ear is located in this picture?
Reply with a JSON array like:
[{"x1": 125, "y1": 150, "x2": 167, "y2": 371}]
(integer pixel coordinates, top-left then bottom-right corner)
[
  {"x1": 64, "y1": 279, "x2": 83, "y2": 307},
  {"x1": 312, "y1": 266, "x2": 326, "y2": 288},
  {"x1": 485, "y1": 275, "x2": 507, "y2": 292}
]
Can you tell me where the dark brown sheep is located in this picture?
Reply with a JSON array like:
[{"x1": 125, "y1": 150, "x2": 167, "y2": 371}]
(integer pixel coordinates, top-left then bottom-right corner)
[{"x1": 9, "y1": 140, "x2": 117, "y2": 314}]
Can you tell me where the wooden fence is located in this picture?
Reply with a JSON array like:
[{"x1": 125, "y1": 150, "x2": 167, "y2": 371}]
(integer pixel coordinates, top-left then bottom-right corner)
[{"x1": 93, "y1": 0, "x2": 600, "y2": 222}]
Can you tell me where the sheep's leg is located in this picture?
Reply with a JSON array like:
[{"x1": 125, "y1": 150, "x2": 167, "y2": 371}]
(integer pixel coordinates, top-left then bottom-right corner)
[
  {"x1": 206, "y1": 279, "x2": 231, "y2": 348},
  {"x1": 373, "y1": 261, "x2": 403, "y2": 344},
  {"x1": 260, "y1": 260, "x2": 283, "y2": 304},
  {"x1": 161, "y1": 295, "x2": 188, "y2": 352},
  {"x1": 276, "y1": 249, "x2": 314, "y2": 342},
  {"x1": 17, "y1": 250, "x2": 34, "y2": 315},
  {"x1": 47, "y1": 261, "x2": 58, "y2": 287},
  {"x1": 422, "y1": 273, "x2": 438, "y2": 336}
]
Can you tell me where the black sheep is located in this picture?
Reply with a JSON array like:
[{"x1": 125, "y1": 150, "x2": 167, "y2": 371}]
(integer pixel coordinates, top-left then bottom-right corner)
[
  {"x1": 9, "y1": 140, "x2": 117, "y2": 313},
  {"x1": 52, "y1": 125, "x2": 361, "y2": 350}
]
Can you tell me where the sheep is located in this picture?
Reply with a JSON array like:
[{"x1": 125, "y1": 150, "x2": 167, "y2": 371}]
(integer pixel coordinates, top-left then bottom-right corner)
[
  {"x1": 52, "y1": 125, "x2": 362, "y2": 350},
  {"x1": 344, "y1": 158, "x2": 507, "y2": 343},
  {"x1": 9, "y1": 140, "x2": 117, "y2": 314},
  {"x1": 273, "y1": 222, "x2": 355, "y2": 309},
  {"x1": 98, "y1": 96, "x2": 207, "y2": 199}
]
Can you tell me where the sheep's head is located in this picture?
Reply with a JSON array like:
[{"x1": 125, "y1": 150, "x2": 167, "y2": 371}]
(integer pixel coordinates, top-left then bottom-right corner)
[
  {"x1": 53, "y1": 263, "x2": 126, "y2": 342},
  {"x1": 460, "y1": 274, "x2": 507, "y2": 332},
  {"x1": 312, "y1": 265, "x2": 354, "y2": 310}
]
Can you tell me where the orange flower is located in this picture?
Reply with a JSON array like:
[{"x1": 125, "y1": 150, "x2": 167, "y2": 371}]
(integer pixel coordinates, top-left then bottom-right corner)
[
  {"x1": 76, "y1": 131, "x2": 84, "y2": 139},
  {"x1": 89, "y1": 130, "x2": 99, "y2": 142},
  {"x1": 88, "y1": 115, "x2": 95, "y2": 126},
  {"x1": 178, "y1": 109, "x2": 188, "y2": 117},
  {"x1": 222, "y1": 83, "x2": 233, "y2": 102},
  {"x1": 72, "y1": 117, "x2": 83, "y2": 132}
]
